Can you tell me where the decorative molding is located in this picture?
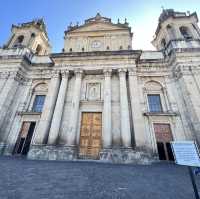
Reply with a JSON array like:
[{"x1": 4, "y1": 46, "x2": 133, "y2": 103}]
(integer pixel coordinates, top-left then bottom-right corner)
[
  {"x1": 143, "y1": 112, "x2": 178, "y2": 117},
  {"x1": 51, "y1": 70, "x2": 60, "y2": 78}
]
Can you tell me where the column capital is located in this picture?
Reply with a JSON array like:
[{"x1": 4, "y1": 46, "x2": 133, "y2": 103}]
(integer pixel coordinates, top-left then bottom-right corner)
[
  {"x1": 128, "y1": 68, "x2": 137, "y2": 76},
  {"x1": 118, "y1": 68, "x2": 127, "y2": 76},
  {"x1": 51, "y1": 70, "x2": 60, "y2": 78},
  {"x1": 74, "y1": 69, "x2": 83, "y2": 78},
  {"x1": 103, "y1": 69, "x2": 112, "y2": 77},
  {"x1": 61, "y1": 70, "x2": 69, "y2": 78}
]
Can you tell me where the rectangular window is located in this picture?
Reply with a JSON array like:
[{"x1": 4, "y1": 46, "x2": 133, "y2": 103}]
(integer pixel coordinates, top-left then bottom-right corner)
[
  {"x1": 32, "y1": 95, "x2": 45, "y2": 112},
  {"x1": 147, "y1": 94, "x2": 162, "y2": 112}
]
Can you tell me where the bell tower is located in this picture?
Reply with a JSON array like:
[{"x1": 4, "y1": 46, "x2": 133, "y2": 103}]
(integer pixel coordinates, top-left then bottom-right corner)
[
  {"x1": 4, "y1": 19, "x2": 51, "y2": 55},
  {"x1": 152, "y1": 9, "x2": 200, "y2": 55}
]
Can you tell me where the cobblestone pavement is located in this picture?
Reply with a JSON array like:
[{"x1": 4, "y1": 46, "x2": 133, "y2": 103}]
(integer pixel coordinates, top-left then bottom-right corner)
[{"x1": 0, "y1": 156, "x2": 199, "y2": 199}]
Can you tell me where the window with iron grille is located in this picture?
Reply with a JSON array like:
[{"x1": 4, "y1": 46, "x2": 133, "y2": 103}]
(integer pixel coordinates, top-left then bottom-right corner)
[
  {"x1": 147, "y1": 94, "x2": 162, "y2": 112},
  {"x1": 32, "y1": 95, "x2": 46, "y2": 112}
]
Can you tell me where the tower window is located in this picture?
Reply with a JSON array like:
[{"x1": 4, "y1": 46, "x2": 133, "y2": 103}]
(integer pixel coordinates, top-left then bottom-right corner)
[
  {"x1": 106, "y1": 46, "x2": 110, "y2": 50},
  {"x1": 35, "y1": 44, "x2": 42, "y2": 55},
  {"x1": 82, "y1": 47, "x2": 84, "y2": 52},
  {"x1": 161, "y1": 38, "x2": 166, "y2": 48},
  {"x1": 32, "y1": 95, "x2": 46, "y2": 112},
  {"x1": 119, "y1": 46, "x2": 123, "y2": 50},
  {"x1": 31, "y1": 33, "x2": 36, "y2": 38},
  {"x1": 69, "y1": 48, "x2": 72, "y2": 52},
  {"x1": 147, "y1": 94, "x2": 162, "y2": 113},
  {"x1": 13, "y1": 35, "x2": 24, "y2": 47},
  {"x1": 179, "y1": 26, "x2": 192, "y2": 40}
]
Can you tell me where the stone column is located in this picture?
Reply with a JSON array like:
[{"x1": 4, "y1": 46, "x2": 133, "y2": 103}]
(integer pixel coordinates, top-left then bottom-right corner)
[
  {"x1": 66, "y1": 69, "x2": 83, "y2": 145},
  {"x1": 34, "y1": 70, "x2": 60, "y2": 144},
  {"x1": 48, "y1": 70, "x2": 69, "y2": 145},
  {"x1": 103, "y1": 69, "x2": 112, "y2": 148},
  {"x1": 118, "y1": 69, "x2": 131, "y2": 147},
  {"x1": 0, "y1": 72, "x2": 19, "y2": 127},
  {"x1": 128, "y1": 69, "x2": 147, "y2": 148},
  {"x1": 0, "y1": 72, "x2": 20, "y2": 142}
]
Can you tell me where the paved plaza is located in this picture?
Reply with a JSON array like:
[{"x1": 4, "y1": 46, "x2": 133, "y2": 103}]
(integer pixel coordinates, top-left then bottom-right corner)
[{"x1": 0, "y1": 156, "x2": 199, "y2": 199}]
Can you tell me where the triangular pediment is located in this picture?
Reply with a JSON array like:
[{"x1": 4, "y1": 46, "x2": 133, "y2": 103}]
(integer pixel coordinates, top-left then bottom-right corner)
[{"x1": 69, "y1": 22, "x2": 129, "y2": 33}]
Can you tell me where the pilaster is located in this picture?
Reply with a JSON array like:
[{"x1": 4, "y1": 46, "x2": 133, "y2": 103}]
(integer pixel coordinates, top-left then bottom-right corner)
[
  {"x1": 48, "y1": 70, "x2": 69, "y2": 144},
  {"x1": 103, "y1": 69, "x2": 112, "y2": 148},
  {"x1": 66, "y1": 69, "x2": 83, "y2": 145},
  {"x1": 128, "y1": 69, "x2": 148, "y2": 149},
  {"x1": 118, "y1": 68, "x2": 131, "y2": 147}
]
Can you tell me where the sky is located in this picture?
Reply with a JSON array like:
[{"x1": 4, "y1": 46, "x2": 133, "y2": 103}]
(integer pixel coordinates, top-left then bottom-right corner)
[{"x1": 0, "y1": 0, "x2": 200, "y2": 52}]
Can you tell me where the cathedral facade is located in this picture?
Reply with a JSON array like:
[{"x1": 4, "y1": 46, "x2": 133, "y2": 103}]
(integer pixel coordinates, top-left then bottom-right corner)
[{"x1": 0, "y1": 9, "x2": 200, "y2": 163}]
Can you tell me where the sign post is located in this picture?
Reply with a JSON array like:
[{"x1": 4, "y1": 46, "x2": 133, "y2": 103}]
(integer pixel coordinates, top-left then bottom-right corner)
[{"x1": 171, "y1": 141, "x2": 200, "y2": 199}]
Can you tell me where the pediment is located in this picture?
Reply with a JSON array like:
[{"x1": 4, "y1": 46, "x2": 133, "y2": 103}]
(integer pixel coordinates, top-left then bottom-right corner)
[{"x1": 70, "y1": 22, "x2": 129, "y2": 33}]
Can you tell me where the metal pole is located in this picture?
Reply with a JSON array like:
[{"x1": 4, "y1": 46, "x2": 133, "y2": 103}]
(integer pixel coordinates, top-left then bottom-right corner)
[{"x1": 188, "y1": 166, "x2": 200, "y2": 199}]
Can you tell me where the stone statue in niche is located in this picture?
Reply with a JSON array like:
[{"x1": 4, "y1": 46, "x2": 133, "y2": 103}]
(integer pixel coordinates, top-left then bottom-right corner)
[{"x1": 87, "y1": 83, "x2": 101, "y2": 100}]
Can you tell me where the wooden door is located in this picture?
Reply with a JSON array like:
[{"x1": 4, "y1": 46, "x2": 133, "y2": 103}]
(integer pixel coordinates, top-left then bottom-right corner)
[
  {"x1": 79, "y1": 112, "x2": 102, "y2": 159},
  {"x1": 153, "y1": 123, "x2": 174, "y2": 161}
]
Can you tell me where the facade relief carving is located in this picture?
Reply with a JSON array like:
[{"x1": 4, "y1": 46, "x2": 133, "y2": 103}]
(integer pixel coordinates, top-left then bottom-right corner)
[{"x1": 86, "y1": 82, "x2": 101, "y2": 101}]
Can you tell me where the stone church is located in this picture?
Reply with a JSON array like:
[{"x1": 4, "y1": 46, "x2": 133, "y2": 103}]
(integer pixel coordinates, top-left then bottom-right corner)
[{"x1": 0, "y1": 9, "x2": 200, "y2": 163}]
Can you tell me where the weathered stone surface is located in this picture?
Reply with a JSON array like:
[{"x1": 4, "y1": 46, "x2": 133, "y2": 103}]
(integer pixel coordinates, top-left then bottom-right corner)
[
  {"x1": 99, "y1": 148, "x2": 158, "y2": 164},
  {"x1": 28, "y1": 145, "x2": 78, "y2": 161}
]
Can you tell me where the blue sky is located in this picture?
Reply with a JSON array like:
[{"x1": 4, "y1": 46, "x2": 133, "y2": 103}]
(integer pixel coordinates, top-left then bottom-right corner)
[{"x1": 1, "y1": 0, "x2": 200, "y2": 52}]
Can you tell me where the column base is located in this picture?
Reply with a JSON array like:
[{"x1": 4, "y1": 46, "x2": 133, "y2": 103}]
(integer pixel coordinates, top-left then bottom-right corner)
[
  {"x1": 27, "y1": 144, "x2": 78, "y2": 161},
  {"x1": 99, "y1": 147, "x2": 158, "y2": 165}
]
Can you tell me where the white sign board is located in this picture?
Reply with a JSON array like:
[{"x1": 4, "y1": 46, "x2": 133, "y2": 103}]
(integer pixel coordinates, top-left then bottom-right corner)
[{"x1": 171, "y1": 141, "x2": 200, "y2": 167}]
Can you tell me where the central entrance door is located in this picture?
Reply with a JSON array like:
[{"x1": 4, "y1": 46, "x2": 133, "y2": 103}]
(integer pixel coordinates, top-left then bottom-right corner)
[{"x1": 79, "y1": 112, "x2": 102, "y2": 159}]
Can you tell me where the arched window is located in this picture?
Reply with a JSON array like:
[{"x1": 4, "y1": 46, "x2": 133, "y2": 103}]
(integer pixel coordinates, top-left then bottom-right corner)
[
  {"x1": 106, "y1": 46, "x2": 110, "y2": 50},
  {"x1": 166, "y1": 25, "x2": 176, "y2": 39},
  {"x1": 13, "y1": 35, "x2": 24, "y2": 47},
  {"x1": 179, "y1": 26, "x2": 192, "y2": 40},
  {"x1": 35, "y1": 44, "x2": 42, "y2": 55},
  {"x1": 31, "y1": 83, "x2": 47, "y2": 112},
  {"x1": 82, "y1": 47, "x2": 84, "y2": 52},
  {"x1": 119, "y1": 46, "x2": 123, "y2": 50},
  {"x1": 69, "y1": 48, "x2": 72, "y2": 52},
  {"x1": 144, "y1": 81, "x2": 168, "y2": 113},
  {"x1": 161, "y1": 38, "x2": 166, "y2": 49},
  {"x1": 31, "y1": 33, "x2": 36, "y2": 38}
]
